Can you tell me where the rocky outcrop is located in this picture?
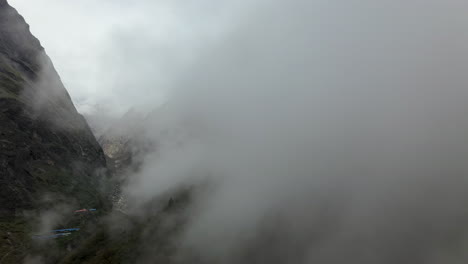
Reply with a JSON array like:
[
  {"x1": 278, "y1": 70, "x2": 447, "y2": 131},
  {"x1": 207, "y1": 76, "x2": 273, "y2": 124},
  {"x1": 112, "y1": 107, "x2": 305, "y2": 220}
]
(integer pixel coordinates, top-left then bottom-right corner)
[{"x1": 94, "y1": 109, "x2": 151, "y2": 211}]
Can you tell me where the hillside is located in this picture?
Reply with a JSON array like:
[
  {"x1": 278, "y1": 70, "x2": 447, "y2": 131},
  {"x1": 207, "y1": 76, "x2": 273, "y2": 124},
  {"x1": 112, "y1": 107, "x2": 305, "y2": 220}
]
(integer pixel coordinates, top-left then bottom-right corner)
[{"x1": 0, "y1": 0, "x2": 110, "y2": 262}]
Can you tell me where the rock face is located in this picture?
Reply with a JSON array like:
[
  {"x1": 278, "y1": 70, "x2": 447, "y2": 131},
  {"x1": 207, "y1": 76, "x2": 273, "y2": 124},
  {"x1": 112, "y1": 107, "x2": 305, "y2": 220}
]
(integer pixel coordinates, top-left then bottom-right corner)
[
  {"x1": 95, "y1": 109, "x2": 151, "y2": 211},
  {"x1": 0, "y1": 0, "x2": 108, "y2": 216}
]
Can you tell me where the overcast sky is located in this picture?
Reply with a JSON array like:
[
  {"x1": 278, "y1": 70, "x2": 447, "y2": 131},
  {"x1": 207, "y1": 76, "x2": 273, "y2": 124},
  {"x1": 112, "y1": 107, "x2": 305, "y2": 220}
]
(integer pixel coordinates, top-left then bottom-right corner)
[{"x1": 8, "y1": 0, "x2": 249, "y2": 115}]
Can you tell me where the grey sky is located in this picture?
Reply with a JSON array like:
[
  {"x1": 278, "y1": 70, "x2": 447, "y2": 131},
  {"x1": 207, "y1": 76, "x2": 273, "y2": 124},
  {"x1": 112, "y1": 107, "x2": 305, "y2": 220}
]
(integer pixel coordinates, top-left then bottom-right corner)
[{"x1": 8, "y1": 0, "x2": 249, "y2": 115}]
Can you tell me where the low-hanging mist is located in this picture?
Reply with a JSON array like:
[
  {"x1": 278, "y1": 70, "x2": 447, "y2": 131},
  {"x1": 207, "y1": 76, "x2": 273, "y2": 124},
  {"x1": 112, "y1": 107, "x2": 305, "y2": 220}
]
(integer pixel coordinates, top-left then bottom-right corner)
[{"x1": 66, "y1": 0, "x2": 468, "y2": 263}]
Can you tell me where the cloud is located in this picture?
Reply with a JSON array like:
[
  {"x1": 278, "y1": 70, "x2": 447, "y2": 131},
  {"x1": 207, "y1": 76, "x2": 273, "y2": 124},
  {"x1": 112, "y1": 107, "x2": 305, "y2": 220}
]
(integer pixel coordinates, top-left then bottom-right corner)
[
  {"x1": 120, "y1": 0, "x2": 468, "y2": 263},
  {"x1": 9, "y1": 0, "x2": 253, "y2": 115},
  {"x1": 9, "y1": 0, "x2": 468, "y2": 263}
]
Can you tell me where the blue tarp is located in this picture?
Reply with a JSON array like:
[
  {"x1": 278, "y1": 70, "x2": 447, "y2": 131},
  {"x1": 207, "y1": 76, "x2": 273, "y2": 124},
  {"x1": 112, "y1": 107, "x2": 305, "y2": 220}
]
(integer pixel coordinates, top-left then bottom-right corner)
[
  {"x1": 31, "y1": 228, "x2": 79, "y2": 239},
  {"x1": 52, "y1": 228, "x2": 80, "y2": 233}
]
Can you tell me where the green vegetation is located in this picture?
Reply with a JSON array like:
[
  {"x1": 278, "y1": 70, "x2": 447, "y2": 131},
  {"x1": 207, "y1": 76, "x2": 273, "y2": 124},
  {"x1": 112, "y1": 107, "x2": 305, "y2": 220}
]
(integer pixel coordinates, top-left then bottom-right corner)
[
  {"x1": 0, "y1": 59, "x2": 25, "y2": 98},
  {"x1": 59, "y1": 189, "x2": 193, "y2": 264},
  {"x1": 62, "y1": 223, "x2": 141, "y2": 264},
  {"x1": 0, "y1": 217, "x2": 31, "y2": 263}
]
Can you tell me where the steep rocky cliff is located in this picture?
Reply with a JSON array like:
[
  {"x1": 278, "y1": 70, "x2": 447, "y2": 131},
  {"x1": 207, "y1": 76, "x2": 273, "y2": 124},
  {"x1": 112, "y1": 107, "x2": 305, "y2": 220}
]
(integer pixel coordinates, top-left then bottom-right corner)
[
  {"x1": 0, "y1": 1, "x2": 192, "y2": 262},
  {"x1": 0, "y1": 1, "x2": 109, "y2": 260}
]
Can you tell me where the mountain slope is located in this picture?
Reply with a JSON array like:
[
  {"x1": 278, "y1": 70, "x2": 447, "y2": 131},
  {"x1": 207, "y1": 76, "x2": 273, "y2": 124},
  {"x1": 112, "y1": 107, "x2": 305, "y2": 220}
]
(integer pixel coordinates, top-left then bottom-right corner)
[{"x1": 0, "y1": 0, "x2": 110, "y2": 261}]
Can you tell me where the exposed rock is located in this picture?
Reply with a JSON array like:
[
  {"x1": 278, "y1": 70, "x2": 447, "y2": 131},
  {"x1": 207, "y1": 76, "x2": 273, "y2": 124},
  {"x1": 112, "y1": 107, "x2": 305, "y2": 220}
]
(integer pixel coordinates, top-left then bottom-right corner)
[{"x1": 94, "y1": 109, "x2": 151, "y2": 211}]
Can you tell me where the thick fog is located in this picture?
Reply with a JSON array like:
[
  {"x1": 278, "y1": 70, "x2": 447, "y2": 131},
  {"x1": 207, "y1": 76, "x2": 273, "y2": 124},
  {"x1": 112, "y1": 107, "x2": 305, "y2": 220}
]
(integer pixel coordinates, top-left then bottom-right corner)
[
  {"x1": 12, "y1": 0, "x2": 468, "y2": 263},
  {"x1": 118, "y1": 0, "x2": 468, "y2": 263}
]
